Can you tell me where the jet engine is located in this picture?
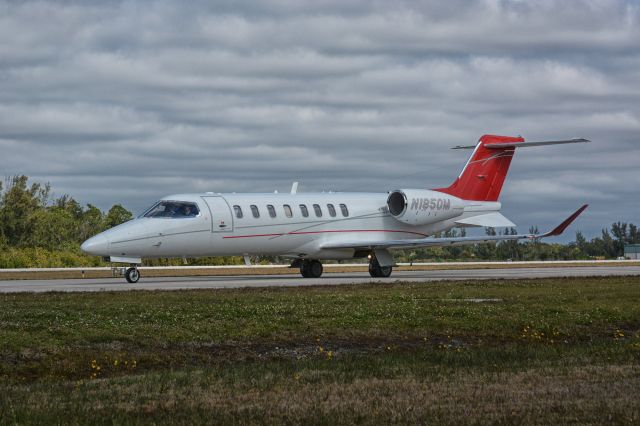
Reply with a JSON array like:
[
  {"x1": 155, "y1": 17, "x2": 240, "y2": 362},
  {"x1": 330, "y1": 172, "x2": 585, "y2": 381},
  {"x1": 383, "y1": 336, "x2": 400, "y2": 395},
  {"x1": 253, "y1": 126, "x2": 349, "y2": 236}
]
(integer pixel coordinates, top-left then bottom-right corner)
[{"x1": 386, "y1": 189, "x2": 464, "y2": 226}]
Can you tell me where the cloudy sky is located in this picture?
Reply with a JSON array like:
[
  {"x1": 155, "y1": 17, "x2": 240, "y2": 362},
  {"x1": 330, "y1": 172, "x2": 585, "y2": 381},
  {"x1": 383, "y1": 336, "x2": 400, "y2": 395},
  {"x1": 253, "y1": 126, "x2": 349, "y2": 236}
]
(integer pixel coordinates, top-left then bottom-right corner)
[{"x1": 1, "y1": 0, "x2": 638, "y2": 239}]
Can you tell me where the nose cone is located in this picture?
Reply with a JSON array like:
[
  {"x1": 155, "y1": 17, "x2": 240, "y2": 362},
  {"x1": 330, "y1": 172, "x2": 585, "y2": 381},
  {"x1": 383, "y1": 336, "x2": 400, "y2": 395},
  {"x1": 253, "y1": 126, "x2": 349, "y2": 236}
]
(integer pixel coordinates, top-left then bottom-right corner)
[{"x1": 81, "y1": 234, "x2": 109, "y2": 256}]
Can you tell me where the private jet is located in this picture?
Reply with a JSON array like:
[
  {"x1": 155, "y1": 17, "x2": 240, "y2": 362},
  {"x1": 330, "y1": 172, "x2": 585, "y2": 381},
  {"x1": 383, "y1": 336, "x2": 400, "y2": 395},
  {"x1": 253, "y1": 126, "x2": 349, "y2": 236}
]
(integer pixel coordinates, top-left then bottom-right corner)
[{"x1": 81, "y1": 134, "x2": 589, "y2": 283}]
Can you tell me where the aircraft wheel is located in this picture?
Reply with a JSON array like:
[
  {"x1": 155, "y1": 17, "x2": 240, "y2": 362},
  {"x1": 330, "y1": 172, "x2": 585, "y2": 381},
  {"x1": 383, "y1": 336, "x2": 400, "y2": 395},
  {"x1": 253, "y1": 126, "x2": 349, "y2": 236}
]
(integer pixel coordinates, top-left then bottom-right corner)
[
  {"x1": 379, "y1": 265, "x2": 392, "y2": 277},
  {"x1": 300, "y1": 260, "x2": 323, "y2": 278},
  {"x1": 369, "y1": 258, "x2": 392, "y2": 278},
  {"x1": 308, "y1": 260, "x2": 323, "y2": 278},
  {"x1": 125, "y1": 267, "x2": 140, "y2": 283},
  {"x1": 300, "y1": 261, "x2": 310, "y2": 278}
]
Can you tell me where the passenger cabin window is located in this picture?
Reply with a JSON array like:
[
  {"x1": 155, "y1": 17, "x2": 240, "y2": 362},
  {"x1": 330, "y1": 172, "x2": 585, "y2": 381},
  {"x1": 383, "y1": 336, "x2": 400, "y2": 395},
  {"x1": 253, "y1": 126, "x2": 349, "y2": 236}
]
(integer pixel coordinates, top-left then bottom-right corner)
[
  {"x1": 340, "y1": 203, "x2": 349, "y2": 217},
  {"x1": 233, "y1": 205, "x2": 243, "y2": 219},
  {"x1": 143, "y1": 201, "x2": 199, "y2": 218},
  {"x1": 283, "y1": 204, "x2": 293, "y2": 218},
  {"x1": 313, "y1": 204, "x2": 322, "y2": 217},
  {"x1": 300, "y1": 204, "x2": 309, "y2": 217},
  {"x1": 250, "y1": 205, "x2": 260, "y2": 218},
  {"x1": 327, "y1": 204, "x2": 336, "y2": 217},
  {"x1": 267, "y1": 205, "x2": 276, "y2": 218}
]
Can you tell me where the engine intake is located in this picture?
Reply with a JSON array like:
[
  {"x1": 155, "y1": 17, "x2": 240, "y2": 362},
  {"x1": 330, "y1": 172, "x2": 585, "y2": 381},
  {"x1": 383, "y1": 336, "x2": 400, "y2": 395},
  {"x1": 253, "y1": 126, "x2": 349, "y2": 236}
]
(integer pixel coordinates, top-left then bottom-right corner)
[
  {"x1": 387, "y1": 191, "x2": 407, "y2": 216},
  {"x1": 386, "y1": 189, "x2": 464, "y2": 226}
]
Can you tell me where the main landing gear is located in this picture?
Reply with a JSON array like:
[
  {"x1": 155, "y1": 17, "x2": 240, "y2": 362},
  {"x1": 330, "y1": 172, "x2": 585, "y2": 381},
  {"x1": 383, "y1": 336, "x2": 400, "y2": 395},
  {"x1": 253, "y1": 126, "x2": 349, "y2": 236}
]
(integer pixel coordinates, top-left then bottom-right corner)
[
  {"x1": 294, "y1": 257, "x2": 392, "y2": 279},
  {"x1": 369, "y1": 256, "x2": 393, "y2": 278},
  {"x1": 300, "y1": 259, "x2": 323, "y2": 278}
]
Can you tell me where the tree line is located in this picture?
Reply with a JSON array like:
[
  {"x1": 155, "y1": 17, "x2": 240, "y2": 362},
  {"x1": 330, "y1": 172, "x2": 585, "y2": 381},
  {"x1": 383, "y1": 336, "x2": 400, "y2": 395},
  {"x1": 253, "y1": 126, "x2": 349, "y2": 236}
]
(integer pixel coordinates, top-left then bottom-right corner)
[
  {"x1": 0, "y1": 176, "x2": 637, "y2": 267},
  {"x1": 396, "y1": 222, "x2": 639, "y2": 263},
  {"x1": 0, "y1": 175, "x2": 133, "y2": 250},
  {"x1": 0, "y1": 176, "x2": 134, "y2": 267}
]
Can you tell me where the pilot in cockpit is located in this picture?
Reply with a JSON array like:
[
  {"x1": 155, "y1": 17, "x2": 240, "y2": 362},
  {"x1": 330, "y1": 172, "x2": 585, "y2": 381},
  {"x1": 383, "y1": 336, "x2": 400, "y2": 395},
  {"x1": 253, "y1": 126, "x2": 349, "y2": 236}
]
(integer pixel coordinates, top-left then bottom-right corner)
[{"x1": 181, "y1": 204, "x2": 195, "y2": 217}]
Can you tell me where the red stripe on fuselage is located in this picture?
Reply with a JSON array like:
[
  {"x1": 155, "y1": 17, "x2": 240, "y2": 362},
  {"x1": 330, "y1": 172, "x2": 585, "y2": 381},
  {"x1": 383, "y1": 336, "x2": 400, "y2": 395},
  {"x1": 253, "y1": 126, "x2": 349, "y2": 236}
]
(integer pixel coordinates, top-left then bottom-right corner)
[{"x1": 222, "y1": 229, "x2": 428, "y2": 239}]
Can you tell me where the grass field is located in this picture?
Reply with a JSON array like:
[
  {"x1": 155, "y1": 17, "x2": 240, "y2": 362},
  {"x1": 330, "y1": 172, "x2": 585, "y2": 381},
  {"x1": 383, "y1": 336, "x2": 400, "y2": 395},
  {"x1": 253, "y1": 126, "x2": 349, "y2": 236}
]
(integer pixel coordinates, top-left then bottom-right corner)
[{"x1": 1, "y1": 276, "x2": 639, "y2": 424}]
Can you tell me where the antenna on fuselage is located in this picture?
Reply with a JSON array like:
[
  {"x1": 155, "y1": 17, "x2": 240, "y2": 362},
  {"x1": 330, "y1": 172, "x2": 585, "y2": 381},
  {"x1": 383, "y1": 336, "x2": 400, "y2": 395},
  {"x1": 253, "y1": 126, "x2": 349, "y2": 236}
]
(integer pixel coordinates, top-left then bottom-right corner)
[{"x1": 291, "y1": 181, "x2": 299, "y2": 194}]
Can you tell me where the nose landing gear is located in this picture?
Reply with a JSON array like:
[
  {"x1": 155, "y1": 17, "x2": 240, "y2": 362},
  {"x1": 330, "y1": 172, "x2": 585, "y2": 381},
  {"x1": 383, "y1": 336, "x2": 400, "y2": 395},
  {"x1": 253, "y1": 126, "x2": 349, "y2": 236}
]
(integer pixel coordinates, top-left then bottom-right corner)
[
  {"x1": 125, "y1": 266, "x2": 140, "y2": 283},
  {"x1": 110, "y1": 264, "x2": 142, "y2": 283}
]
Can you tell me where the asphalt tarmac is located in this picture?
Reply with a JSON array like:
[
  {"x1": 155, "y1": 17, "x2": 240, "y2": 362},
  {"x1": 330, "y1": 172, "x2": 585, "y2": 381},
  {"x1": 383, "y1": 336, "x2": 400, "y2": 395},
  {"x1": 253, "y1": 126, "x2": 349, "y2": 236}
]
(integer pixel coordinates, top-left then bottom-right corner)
[{"x1": 1, "y1": 266, "x2": 638, "y2": 293}]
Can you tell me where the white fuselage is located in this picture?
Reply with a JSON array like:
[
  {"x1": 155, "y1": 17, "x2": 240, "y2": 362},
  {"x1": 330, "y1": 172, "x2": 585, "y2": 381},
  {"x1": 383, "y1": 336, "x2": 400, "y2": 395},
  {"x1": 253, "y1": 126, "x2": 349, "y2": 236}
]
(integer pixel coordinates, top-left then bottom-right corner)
[{"x1": 81, "y1": 191, "x2": 501, "y2": 261}]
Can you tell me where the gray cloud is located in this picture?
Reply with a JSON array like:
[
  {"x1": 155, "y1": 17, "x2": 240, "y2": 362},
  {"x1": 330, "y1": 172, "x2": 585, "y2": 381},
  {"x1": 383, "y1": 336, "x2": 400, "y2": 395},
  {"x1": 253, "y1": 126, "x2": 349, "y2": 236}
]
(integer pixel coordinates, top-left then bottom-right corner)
[{"x1": 1, "y1": 0, "x2": 638, "y2": 239}]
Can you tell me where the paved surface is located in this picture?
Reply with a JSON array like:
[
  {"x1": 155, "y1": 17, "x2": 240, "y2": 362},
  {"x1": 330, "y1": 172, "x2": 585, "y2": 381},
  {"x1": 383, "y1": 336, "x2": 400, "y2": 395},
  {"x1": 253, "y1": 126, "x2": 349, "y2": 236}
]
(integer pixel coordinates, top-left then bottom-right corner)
[{"x1": 1, "y1": 266, "x2": 639, "y2": 293}]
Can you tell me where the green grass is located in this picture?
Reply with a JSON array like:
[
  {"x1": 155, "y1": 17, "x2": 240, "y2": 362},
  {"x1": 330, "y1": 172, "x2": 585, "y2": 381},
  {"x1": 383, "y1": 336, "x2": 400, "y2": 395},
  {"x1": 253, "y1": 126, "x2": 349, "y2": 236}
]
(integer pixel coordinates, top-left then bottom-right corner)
[{"x1": 1, "y1": 277, "x2": 640, "y2": 424}]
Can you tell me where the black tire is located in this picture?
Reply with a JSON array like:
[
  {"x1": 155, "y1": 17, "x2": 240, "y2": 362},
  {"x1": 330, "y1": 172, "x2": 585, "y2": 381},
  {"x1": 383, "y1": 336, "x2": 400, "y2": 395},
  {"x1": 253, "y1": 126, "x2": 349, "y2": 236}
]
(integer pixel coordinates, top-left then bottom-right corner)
[
  {"x1": 368, "y1": 263, "x2": 379, "y2": 277},
  {"x1": 379, "y1": 265, "x2": 392, "y2": 277},
  {"x1": 308, "y1": 260, "x2": 323, "y2": 278},
  {"x1": 300, "y1": 261, "x2": 310, "y2": 278},
  {"x1": 125, "y1": 267, "x2": 140, "y2": 283},
  {"x1": 369, "y1": 258, "x2": 392, "y2": 278}
]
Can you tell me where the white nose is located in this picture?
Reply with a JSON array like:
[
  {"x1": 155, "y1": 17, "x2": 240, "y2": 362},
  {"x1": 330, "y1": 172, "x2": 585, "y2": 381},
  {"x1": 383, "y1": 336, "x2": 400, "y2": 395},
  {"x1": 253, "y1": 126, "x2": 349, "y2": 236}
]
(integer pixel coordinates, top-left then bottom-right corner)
[{"x1": 81, "y1": 234, "x2": 109, "y2": 255}]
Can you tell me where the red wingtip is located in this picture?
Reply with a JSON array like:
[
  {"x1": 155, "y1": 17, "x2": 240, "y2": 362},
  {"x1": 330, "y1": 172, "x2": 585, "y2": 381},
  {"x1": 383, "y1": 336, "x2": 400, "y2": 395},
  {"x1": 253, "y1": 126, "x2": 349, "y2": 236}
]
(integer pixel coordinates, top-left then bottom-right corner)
[{"x1": 540, "y1": 204, "x2": 589, "y2": 237}]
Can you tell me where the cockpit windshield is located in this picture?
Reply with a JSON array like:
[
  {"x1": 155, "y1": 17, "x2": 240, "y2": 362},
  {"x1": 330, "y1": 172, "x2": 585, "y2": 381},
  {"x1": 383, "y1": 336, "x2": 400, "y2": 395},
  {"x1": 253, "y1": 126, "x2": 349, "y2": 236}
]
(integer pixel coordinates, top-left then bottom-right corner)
[{"x1": 142, "y1": 201, "x2": 200, "y2": 218}]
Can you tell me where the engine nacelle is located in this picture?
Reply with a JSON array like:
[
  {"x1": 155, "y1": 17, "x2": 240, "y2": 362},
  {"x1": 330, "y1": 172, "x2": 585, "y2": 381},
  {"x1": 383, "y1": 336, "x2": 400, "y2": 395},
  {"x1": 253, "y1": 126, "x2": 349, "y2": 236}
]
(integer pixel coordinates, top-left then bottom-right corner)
[{"x1": 387, "y1": 189, "x2": 464, "y2": 226}]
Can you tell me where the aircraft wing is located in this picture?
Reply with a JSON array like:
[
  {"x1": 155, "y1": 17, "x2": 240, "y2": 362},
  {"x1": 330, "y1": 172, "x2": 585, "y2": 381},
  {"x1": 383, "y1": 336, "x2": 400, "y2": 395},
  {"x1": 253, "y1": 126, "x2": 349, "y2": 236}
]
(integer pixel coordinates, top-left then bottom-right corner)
[{"x1": 322, "y1": 205, "x2": 588, "y2": 251}]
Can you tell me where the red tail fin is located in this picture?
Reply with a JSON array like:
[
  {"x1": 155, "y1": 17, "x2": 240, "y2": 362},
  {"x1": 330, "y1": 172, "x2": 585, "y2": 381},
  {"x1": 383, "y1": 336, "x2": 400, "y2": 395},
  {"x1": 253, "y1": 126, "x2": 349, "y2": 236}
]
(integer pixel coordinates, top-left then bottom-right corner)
[{"x1": 435, "y1": 134, "x2": 524, "y2": 202}]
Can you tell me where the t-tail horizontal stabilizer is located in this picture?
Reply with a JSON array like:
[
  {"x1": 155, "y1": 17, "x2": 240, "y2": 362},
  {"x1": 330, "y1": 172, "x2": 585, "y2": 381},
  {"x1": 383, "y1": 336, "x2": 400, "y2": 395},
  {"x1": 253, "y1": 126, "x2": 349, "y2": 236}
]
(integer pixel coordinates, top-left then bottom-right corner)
[{"x1": 453, "y1": 138, "x2": 590, "y2": 149}]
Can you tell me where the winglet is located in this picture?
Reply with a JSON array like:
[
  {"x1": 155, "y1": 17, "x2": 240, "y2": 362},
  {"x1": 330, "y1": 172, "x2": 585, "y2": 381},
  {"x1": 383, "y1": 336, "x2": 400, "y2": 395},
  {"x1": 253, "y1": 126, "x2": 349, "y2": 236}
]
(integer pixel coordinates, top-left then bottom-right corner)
[{"x1": 537, "y1": 204, "x2": 588, "y2": 238}]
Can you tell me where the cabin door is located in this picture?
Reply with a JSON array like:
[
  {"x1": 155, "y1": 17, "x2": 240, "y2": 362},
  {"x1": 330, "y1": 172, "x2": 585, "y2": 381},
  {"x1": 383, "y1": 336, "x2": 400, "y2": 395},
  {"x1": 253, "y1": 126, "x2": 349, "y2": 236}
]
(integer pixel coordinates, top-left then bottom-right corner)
[{"x1": 201, "y1": 196, "x2": 234, "y2": 233}]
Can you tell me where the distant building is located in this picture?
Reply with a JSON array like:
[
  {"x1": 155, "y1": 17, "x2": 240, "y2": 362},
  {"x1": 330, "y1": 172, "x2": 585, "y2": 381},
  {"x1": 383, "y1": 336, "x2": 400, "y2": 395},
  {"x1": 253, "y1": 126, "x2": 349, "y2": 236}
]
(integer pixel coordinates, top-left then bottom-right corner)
[{"x1": 624, "y1": 244, "x2": 640, "y2": 260}]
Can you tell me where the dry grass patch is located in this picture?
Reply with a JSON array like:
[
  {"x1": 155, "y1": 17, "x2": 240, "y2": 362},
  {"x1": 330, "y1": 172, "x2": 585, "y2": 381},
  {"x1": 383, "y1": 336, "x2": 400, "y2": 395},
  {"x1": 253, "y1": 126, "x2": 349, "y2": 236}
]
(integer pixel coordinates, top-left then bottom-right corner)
[{"x1": 4, "y1": 364, "x2": 639, "y2": 424}]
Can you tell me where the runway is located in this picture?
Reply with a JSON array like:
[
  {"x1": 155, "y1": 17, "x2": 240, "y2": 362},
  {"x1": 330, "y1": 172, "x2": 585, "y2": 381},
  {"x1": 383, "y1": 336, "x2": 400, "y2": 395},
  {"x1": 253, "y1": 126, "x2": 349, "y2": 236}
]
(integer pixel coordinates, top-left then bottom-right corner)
[{"x1": 1, "y1": 266, "x2": 639, "y2": 293}]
